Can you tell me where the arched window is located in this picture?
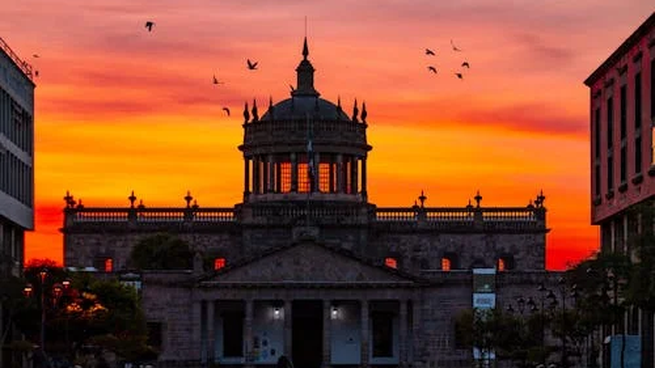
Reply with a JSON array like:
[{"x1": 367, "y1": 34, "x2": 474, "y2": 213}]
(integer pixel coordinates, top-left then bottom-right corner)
[
  {"x1": 497, "y1": 258, "x2": 506, "y2": 272},
  {"x1": 441, "y1": 258, "x2": 451, "y2": 272},
  {"x1": 214, "y1": 257, "x2": 226, "y2": 270},
  {"x1": 104, "y1": 258, "x2": 113, "y2": 273},
  {"x1": 384, "y1": 257, "x2": 397, "y2": 269}
]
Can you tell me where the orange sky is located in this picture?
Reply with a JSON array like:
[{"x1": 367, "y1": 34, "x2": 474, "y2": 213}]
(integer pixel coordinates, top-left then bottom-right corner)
[{"x1": 2, "y1": 1, "x2": 653, "y2": 270}]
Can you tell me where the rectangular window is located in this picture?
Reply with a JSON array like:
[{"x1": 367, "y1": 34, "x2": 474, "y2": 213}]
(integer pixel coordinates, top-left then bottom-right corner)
[
  {"x1": 371, "y1": 312, "x2": 394, "y2": 357},
  {"x1": 214, "y1": 257, "x2": 226, "y2": 270},
  {"x1": 104, "y1": 258, "x2": 113, "y2": 272},
  {"x1": 384, "y1": 257, "x2": 397, "y2": 269},
  {"x1": 620, "y1": 85, "x2": 627, "y2": 139},
  {"x1": 620, "y1": 146, "x2": 627, "y2": 183},
  {"x1": 594, "y1": 163, "x2": 601, "y2": 197},
  {"x1": 636, "y1": 72, "x2": 642, "y2": 129},
  {"x1": 297, "y1": 163, "x2": 309, "y2": 193},
  {"x1": 636, "y1": 136, "x2": 642, "y2": 174},
  {"x1": 607, "y1": 97, "x2": 614, "y2": 148},
  {"x1": 607, "y1": 156, "x2": 614, "y2": 191},
  {"x1": 280, "y1": 162, "x2": 291, "y2": 193},
  {"x1": 318, "y1": 163, "x2": 330, "y2": 192},
  {"x1": 594, "y1": 108, "x2": 601, "y2": 159},
  {"x1": 651, "y1": 60, "x2": 655, "y2": 120},
  {"x1": 223, "y1": 311, "x2": 244, "y2": 357}
]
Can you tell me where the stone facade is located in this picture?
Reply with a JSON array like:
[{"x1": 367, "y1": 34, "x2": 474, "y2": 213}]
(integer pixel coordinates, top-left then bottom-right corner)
[{"x1": 63, "y1": 38, "x2": 556, "y2": 368}]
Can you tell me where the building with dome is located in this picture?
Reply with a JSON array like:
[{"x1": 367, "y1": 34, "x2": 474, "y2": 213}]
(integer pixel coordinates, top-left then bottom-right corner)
[{"x1": 63, "y1": 39, "x2": 552, "y2": 368}]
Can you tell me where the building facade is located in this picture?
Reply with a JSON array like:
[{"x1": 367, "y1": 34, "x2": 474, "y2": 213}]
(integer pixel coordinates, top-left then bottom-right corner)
[
  {"x1": 0, "y1": 36, "x2": 35, "y2": 368},
  {"x1": 584, "y1": 11, "x2": 655, "y2": 368},
  {"x1": 64, "y1": 39, "x2": 553, "y2": 368}
]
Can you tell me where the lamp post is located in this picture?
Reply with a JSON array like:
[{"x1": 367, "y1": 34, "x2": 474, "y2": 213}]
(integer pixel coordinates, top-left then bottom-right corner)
[
  {"x1": 23, "y1": 269, "x2": 69, "y2": 354},
  {"x1": 545, "y1": 278, "x2": 579, "y2": 368}
]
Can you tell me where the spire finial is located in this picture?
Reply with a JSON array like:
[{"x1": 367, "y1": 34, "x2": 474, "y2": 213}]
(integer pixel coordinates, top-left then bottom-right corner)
[
  {"x1": 302, "y1": 37, "x2": 309, "y2": 60},
  {"x1": 252, "y1": 99, "x2": 259, "y2": 122},
  {"x1": 243, "y1": 101, "x2": 250, "y2": 124},
  {"x1": 352, "y1": 99, "x2": 359, "y2": 122},
  {"x1": 361, "y1": 101, "x2": 368, "y2": 123}
]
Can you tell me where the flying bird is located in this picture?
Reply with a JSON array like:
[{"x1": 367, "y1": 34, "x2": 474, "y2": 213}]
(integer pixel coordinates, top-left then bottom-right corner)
[
  {"x1": 455, "y1": 72, "x2": 463, "y2": 79},
  {"x1": 247, "y1": 59, "x2": 258, "y2": 70},
  {"x1": 450, "y1": 39, "x2": 462, "y2": 52},
  {"x1": 35, "y1": 70, "x2": 39, "y2": 77},
  {"x1": 213, "y1": 75, "x2": 224, "y2": 85},
  {"x1": 32, "y1": 54, "x2": 39, "y2": 58},
  {"x1": 427, "y1": 66, "x2": 437, "y2": 74},
  {"x1": 461, "y1": 61, "x2": 470, "y2": 68},
  {"x1": 425, "y1": 48, "x2": 435, "y2": 56},
  {"x1": 222, "y1": 107, "x2": 230, "y2": 116},
  {"x1": 145, "y1": 21, "x2": 155, "y2": 32}
]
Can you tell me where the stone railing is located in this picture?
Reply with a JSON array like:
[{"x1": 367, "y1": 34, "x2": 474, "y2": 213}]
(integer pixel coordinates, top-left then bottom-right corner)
[
  {"x1": 66, "y1": 207, "x2": 236, "y2": 226},
  {"x1": 64, "y1": 204, "x2": 546, "y2": 231},
  {"x1": 242, "y1": 118, "x2": 367, "y2": 147}
]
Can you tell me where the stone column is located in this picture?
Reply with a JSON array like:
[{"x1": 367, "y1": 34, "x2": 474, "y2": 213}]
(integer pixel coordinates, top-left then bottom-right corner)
[
  {"x1": 314, "y1": 152, "x2": 321, "y2": 192},
  {"x1": 276, "y1": 161, "x2": 282, "y2": 192},
  {"x1": 411, "y1": 299, "x2": 421, "y2": 368},
  {"x1": 323, "y1": 300, "x2": 332, "y2": 368},
  {"x1": 201, "y1": 301, "x2": 208, "y2": 364},
  {"x1": 337, "y1": 154, "x2": 344, "y2": 193},
  {"x1": 399, "y1": 300, "x2": 408, "y2": 367},
  {"x1": 207, "y1": 300, "x2": 215, "y2": 363},
  {"x1": 361, "y1": 157, "x2": 367, "y2": 200},
  {"x1": 192, "y1": 300, "x2": 202, "y2": 360},
  {"x1": 291, "y1": 153, "x2": 298, "y2": 192},
  {"x1": 245, "y1": 299, "x2": 254, "y2": 368},
  {"x1": 262, "y1": 156, "x2": 269, "y2": 194},
  {"x1": 244, "y1": 158, "x2": 250, "y2": 199},
  {"x1": 267, "y1": 155, "x2": 274, "y2": 193},
  {"x1": 352, "y1": 157, "x2": 359, "y2": 194},
  {"x1": 328, "y1": 157, "x2": 335, "y2": 193},
  {"x1": 252, "y1": 156, "x2": 259, "y2": 194},
  {"x1": 361, "y1": 300, "x2": 369, "y2": 367},
  {"x1": 284, "y1": 299, "x2": 293, "y2": 357}
]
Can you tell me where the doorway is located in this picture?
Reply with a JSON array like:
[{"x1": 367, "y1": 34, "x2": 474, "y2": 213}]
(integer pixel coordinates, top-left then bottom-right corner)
[{"x1": 292, "y1": 300, "x2": 323, "y2": 368}]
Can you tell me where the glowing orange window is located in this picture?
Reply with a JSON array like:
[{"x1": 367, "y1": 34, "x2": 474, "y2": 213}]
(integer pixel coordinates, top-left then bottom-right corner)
[
  {"x1": 441, "y1": 258, "x2": 451, "y2": 271},
  {"x1": 214, "y1": 258, "x2": 226, "y2": 270},
  {"x1": 104, "y1": 258, "x2": 113, "y2": 273},
  {"x1": 497, "y1": 258, "x2": 506, "y2": 272},
  {"x1": 384, "y1": 257, "x2": 397, "y2": 269}
]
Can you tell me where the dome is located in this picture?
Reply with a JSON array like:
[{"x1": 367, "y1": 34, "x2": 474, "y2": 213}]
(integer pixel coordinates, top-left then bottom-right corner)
[{"x1": 260, "y1": 96, "x2": 351, "y2": 121}]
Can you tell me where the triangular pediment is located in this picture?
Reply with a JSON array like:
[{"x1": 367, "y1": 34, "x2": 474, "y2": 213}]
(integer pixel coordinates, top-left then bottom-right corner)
[{"x1": 201, "y1": 242, "x2": 416, "y2": 285}]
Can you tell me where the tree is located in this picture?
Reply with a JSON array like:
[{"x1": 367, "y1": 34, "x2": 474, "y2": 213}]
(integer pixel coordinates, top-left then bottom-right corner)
[
  {"x1": 130, "y1": 233, "x2": 193, "y2": 270},
  {"x1": 12, "y1": 260, "x2": 154, "y2": 363}
]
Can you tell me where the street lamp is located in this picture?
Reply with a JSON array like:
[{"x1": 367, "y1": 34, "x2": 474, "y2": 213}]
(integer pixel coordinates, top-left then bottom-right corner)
[
  {"x1": 22, "y1": 269, "x2": 70, "y2": 353},
  {"x1": 545, "y1": 278, "x2": 579, "y2": 368}
]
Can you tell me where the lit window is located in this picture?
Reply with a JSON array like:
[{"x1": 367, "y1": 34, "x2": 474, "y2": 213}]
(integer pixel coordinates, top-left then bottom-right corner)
[
  {"x1": 441, "y1": 258, "x2": 451, "y2": 271},
  {"x1": 384, "y1": 257, "x2": 397, "y2": 269},
  {"x1": 214, "y1": 258, "x2": 226, "y2": 270},
  {"x1": 104, "y1": 258, "x2": 113, "y2": 273},
  {"x1": 497, "y1": 258, "x2": 506, "y2": 272}
]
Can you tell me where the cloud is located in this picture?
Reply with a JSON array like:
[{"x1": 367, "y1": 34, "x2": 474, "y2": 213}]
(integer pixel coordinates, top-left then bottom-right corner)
[{"x1": 456, "y1": 102, "x2": 587, "y2": 137}]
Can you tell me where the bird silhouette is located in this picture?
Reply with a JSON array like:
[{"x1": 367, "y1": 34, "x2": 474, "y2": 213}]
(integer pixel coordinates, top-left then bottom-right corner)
[
  {"x1": 213, "y1": 75, "x2": 224, "y2": 85},
  {"x1": 222, "y1": 107, "x2": 230, "y2": 116},
  {"x1": 35, "y1": 70, "x2": 39, "y2": 77},
  {"x1": 32, "y1": 54, "x2": 39, "y2": 58},
  {"x1": 450, "y1": 40, "x2": 462, "y2": 52},
  {"x1": 462, "y1": 61, "x2": 470, "y2": 68},
  {"x1": 145, "y1": 21, "x2": 155, "y2": 32},
  {"x1": 425, "y1": 48, "x2": 435, "y2": 56},
  {"x1": 247, "y1": 59, "x2": 258, "y2": 70},
  {"x1": 427, "y1": 66, "x2": 437, "y2": 74},
  {"x1": 455, "y1": 72, "x2": 463, "y2": 79}
]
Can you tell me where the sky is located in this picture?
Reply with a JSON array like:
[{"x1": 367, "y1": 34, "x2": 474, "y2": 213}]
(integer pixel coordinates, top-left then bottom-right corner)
[{"x1": 2, "y1": 0, "x2": 653, "y2": 270}]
